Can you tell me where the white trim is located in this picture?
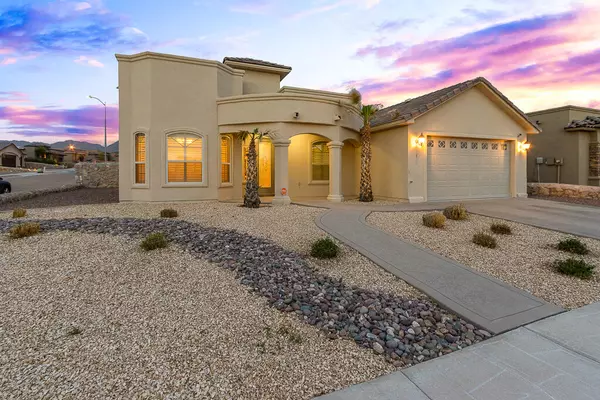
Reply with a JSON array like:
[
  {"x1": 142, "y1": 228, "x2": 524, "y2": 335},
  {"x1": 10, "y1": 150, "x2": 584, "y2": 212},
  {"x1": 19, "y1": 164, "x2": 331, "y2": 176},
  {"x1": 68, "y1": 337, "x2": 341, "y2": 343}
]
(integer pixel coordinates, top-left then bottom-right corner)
[
  {"x1": 309, "y1": 139, "x2": 330, "y2": 184},
  {"x1": 219, "y1": 134, "x2": 233, "y2": 187},
  {"x1": 163, "y1": 128, "x2": 208, "y2": 187}
]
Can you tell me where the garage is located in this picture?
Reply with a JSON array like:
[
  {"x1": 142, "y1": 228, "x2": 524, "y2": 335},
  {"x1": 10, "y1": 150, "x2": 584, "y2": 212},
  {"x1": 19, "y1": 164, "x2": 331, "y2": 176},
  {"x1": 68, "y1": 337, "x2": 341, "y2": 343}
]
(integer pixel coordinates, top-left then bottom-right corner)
[
  {"x1": 427, "y1": 137, "x2": 510, "y2": 201},
  {"x1": 1, "y1": 153, "x2": 17, "y2": 168}
]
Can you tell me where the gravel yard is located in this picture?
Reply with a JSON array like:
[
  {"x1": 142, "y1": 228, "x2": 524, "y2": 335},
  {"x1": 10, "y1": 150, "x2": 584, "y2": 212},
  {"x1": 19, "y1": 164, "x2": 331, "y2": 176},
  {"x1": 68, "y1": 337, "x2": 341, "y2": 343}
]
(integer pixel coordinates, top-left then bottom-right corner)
[
  {"x1": 368, "y1": 211, "x2": 600, "y2": 309},
  {"x1": 0, "y1": 202, "x2": 421, "y2": 299},
  {"x1": 0, "y1": 232, "x2": 393, "y2": 399}
]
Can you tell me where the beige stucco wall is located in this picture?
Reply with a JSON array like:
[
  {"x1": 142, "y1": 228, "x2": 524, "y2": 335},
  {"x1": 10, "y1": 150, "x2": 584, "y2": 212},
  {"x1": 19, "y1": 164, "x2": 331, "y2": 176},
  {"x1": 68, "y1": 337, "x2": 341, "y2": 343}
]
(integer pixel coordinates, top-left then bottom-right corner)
[
  {"x1": 118, "y1": 54, "x2": 227, "y2": 202},
  {"x1": 372, "y1": 86, "x2": 530, "y2": 202},
  {"x1": 117, "y1": 52, "x2": 361, "y2": 203},
  {"x1": 0, "y1": 145, "x2": 24, "y2": 167},
  {"x1": 241, "y1": 70, "x2": 281, "y2": 94},
  {"x1": 371, "y1": 127, "x2": 409, "y2": 200},
  {"x1": 342, "y1": 140, "x2": 360, "y2": 198},
  {"x1": 287, "y1": 134, "x2": 330, "y2": 199},
  {"x1": 527, "y1": 106, "x2": 600, "y2": 185}
]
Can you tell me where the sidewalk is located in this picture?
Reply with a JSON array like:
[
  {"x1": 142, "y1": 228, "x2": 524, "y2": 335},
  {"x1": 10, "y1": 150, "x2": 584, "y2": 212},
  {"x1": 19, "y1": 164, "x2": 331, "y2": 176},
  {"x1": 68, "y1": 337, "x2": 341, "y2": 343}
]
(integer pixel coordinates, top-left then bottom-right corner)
[
  {"x1": 316, "y1": 209, "x2": 563, "y2": 334},
  {"x1": 317, "y1": 302, "x2": 600, "y2": 400}
]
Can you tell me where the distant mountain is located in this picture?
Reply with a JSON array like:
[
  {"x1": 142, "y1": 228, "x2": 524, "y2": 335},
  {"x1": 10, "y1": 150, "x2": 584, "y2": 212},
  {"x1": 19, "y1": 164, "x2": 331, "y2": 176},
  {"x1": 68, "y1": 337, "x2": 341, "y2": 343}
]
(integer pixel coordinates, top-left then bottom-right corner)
[{"x1": 0, "y1": 139, "x2": 119, "y2": 152}]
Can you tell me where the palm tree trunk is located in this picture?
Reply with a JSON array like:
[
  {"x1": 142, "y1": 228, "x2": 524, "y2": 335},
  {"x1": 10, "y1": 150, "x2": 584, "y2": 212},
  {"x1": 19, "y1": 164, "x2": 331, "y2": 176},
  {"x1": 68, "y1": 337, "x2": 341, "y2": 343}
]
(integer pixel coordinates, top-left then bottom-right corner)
[
  {"x1": 359, "y1": 124, "x2": 374, "y2": 202},
  {"x1": 244, "y1": 138, "x2": 261, "y2": 208}
]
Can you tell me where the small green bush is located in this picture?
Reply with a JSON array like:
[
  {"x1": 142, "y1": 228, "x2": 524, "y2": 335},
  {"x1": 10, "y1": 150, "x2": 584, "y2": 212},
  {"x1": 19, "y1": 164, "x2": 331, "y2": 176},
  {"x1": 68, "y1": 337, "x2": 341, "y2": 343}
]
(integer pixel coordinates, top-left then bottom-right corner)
[
  {"x1": 160, "y1": 208, "x2": 178, "y2": 218},
  {"x1": 490, "y1": 222, "x2": 512, "y2": 235},
  {"x1": 311, "y1": 237, "x2": 339, "y2": 259},
  {"x1": 443, "y1": 204, "x2": 468, "y2": 220},
  {"x1": 9, "y1": 222, "x2": 40, "y2": 239},
  {"x1": 557, "y1": 238, "x2": 589, "y2": 255},
  {"x1": 422, "y1": 212, "x2": 446, "y2": 228},
  {"x1": 12, "y1": 208, "x2": 27, "y2": 218},
  {"x1": 140, "y1": 232, "x2": 168, "y2": 251},
  {"x1": 472, "y1": 232, "x2": 497, "y2": 249},
  {"x1": 553, "y1": 258, "x2": 595, "y2": 279}
]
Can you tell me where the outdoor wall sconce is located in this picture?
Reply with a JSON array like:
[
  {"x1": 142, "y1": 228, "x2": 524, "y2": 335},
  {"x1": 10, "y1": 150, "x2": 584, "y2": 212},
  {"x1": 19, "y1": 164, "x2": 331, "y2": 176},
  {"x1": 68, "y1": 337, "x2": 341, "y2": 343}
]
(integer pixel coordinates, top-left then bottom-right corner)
[
  {"x1": 417, "y1": 133, "x2": 426, "y2": 147},
  {"x1": 518, "y1": 141, "x2": 531, "y2": 152}
]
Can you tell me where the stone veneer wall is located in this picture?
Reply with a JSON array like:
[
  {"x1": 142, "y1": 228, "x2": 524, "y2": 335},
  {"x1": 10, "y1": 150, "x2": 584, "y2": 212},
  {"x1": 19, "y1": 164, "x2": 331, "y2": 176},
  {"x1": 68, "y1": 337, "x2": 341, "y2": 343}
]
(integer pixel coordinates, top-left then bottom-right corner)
[
  {"x1": 527, "y1": 183, "x2": 600, "y2": 199},
  {"x1": 75, "y1": 162, "x2": 119, "y2": 188},
  {"x1": 589, "y1": 142, "x2": 600, "y2": 178}
]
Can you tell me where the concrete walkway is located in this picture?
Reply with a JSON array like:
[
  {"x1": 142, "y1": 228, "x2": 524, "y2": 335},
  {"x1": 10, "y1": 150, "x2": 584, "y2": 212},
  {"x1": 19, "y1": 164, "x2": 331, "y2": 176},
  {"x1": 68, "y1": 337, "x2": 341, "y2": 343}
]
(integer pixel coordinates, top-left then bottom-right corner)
[
  {"x1": 317, "y1": 302, "x2": 600, "y2": 400},
  {"x1": 316, "y1": 209, "x2": 563, "y2": 334}
]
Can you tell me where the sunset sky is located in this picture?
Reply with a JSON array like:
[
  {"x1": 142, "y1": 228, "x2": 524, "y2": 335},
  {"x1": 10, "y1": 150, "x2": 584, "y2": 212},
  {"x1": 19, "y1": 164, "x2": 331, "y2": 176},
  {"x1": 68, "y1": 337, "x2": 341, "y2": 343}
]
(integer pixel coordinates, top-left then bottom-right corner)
[{"x1": 1, "y1": 0, "x2": 599, "y2": 145}]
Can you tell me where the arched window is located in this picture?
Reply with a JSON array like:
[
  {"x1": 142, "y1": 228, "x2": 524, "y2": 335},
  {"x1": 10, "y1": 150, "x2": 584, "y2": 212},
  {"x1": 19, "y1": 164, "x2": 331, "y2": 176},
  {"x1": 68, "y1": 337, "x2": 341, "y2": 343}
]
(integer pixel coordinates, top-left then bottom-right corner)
[
  {"x1": 167, "y1": 132, "x2": 203, "y2": 183},
  {"x1": 220, "y1": 136, "x2": 232, "y2": 184},
  {"x1": 311, "y1": 141, "x2": 329, "y2": 181},
  {"x1": 134, "y1": 133, "x2": 146, "y2": 184}
]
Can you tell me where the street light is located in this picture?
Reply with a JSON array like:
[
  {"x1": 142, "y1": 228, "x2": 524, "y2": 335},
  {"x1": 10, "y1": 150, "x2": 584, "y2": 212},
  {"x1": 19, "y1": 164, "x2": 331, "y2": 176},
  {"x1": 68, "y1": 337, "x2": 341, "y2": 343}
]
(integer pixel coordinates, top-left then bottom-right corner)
[{"x1": 88, "y1": 95, "x2": 107, "y2": 164}]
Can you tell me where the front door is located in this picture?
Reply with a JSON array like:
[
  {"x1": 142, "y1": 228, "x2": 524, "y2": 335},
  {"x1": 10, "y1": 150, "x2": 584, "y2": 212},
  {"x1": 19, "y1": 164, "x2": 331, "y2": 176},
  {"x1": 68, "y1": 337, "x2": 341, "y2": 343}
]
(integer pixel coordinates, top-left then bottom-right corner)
[{"x1": 243, "y1": 138, "x2": 275, "y2": 196}]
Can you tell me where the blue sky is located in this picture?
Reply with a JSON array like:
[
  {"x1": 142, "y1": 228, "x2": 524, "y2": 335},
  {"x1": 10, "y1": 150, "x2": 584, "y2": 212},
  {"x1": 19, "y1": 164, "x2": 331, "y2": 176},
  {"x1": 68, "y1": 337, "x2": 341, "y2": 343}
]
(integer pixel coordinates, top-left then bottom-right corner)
[{"x1": 1, "y1": 0, "x2": 599, "y2": 144}]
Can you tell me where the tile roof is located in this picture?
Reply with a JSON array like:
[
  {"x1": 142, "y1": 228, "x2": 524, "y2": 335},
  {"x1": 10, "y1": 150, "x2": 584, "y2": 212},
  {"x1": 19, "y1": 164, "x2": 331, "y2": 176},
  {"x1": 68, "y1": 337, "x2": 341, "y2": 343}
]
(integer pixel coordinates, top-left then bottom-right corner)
[
  {"x1": 566, "y1": 116, "x2": 600, "y2": 129},
  {"x1": 370, "y1": 77, "x2": 536, "y2": 131},
  {"x1": 222, "y1": 57, "x2": 291, "y2": 70}
]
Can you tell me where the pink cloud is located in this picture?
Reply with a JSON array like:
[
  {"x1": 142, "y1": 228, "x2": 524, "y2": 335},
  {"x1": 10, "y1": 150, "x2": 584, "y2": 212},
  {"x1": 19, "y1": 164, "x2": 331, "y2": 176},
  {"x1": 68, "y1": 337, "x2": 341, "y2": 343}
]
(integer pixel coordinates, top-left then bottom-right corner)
[
  {"x1": 0, "y1": 104, "x2": 119, "y2": 144},
  {"x1": 350, "y1": 6, "x2": 600, "y2": 109},
  {"x1": 0, "y1": 92, "x2": 29, "y2": 104},
  {"x1": 590, "y1": 100, "x2": 600, "y2": 109}
]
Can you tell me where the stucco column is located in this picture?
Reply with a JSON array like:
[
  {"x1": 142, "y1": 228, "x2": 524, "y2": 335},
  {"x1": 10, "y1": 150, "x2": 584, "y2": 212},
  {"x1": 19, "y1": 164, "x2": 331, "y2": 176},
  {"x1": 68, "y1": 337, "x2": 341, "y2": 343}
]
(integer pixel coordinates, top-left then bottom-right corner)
[
  {"x1": 327, "y1": 141, "x2": 344, "y2": 202},
  {"x1": 272, "y1": 139, "x2": 291, "y2": 205}
]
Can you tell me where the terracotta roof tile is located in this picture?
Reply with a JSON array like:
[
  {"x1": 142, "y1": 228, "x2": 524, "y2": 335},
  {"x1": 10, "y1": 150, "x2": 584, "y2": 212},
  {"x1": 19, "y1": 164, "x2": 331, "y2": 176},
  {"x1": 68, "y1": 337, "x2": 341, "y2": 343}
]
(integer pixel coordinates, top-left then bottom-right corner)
[
  {"x1": 566, "y1": 116, "x2": 600, "y2": 129},
  {"x1": 370, "y1": 77, "x2": 536, "y2": 130},
  {"x1": 222, "y1": 57, "x2": 291, "y2": 70}
]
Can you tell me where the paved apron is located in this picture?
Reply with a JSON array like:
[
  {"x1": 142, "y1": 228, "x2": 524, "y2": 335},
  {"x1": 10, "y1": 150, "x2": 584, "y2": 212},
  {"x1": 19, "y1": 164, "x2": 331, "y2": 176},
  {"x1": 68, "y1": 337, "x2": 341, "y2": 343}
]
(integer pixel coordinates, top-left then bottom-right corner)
[{"x1": 317, "y1": 302, "x2": 600, "y2": 400}]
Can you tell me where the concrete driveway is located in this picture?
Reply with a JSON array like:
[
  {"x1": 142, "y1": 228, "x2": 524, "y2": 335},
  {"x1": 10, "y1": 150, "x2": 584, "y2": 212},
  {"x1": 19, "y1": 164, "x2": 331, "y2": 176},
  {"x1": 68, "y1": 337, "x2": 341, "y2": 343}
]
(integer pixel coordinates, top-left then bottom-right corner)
[
  {"x1": 0, "y1": 169, "x2": 75, "y2": 194},
  {"x1": 296, "y1": 197, "x2": 600, "y2": 240},
  {"x1": 465, "y1": 198, "x2": 600, "y2": 240}
]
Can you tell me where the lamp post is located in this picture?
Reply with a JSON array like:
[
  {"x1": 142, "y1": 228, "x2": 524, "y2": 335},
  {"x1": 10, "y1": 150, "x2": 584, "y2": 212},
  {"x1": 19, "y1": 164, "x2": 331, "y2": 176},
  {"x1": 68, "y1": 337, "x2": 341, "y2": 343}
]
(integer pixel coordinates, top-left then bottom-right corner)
[{"x1": 88, "y1": 95, "x2": 107, "y2": 164}]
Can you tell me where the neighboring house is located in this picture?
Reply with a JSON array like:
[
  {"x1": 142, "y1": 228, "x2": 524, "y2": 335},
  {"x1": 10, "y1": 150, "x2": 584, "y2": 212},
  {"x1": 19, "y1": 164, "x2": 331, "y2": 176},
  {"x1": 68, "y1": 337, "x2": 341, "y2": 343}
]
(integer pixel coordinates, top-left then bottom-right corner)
[
  {"x1": 117, "y1": 52, "x2": 538, "y2": 203},
  {"x1": 0, "y1": 143, "x2": 26, "y2": 167},
  {"x1": 23, "y1": 144, "x2": 63, "y2": 163},
  {"x1": 527, "y1": 106, "x2": 600, "y2": 185}
]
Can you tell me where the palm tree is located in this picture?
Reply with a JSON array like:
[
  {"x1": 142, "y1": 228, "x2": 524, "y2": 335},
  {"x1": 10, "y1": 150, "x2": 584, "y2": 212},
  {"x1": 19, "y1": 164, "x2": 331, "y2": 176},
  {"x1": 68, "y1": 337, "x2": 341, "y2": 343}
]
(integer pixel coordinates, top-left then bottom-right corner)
[
  {"x1": 350, "y1": 88, "x2": 381, "y2": 202},
  {"x1": 237, "y1": 128, "x2": 269, "y2": 208}
]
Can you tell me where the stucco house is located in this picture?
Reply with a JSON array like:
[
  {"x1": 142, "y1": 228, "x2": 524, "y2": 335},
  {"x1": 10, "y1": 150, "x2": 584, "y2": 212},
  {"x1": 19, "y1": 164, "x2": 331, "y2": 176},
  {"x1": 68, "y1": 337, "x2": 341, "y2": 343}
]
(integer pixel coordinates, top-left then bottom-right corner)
[
  {"x1": 526, "y1": 105, "x2": 600, "y2": 186},
  {"x1": 0, "y1": 143, "x2": 26, "y2": 168},
  {"x1": 116, "y1": 52, "x2": 539, "y2": 203}
]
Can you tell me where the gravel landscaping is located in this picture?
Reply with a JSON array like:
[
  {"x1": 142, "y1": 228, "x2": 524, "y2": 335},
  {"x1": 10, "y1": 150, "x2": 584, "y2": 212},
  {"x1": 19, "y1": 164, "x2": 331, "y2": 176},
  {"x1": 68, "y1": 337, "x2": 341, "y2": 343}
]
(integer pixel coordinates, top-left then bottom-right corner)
[
  {"x1": 368, "y1": 211, "x2": 600, "y2": 309},
  {"x1": 0, "y1": 232, "x2": 391, "y2": 399},
  {"x1": 0, "y1": 213, "x2": 489, "y2": 398}
]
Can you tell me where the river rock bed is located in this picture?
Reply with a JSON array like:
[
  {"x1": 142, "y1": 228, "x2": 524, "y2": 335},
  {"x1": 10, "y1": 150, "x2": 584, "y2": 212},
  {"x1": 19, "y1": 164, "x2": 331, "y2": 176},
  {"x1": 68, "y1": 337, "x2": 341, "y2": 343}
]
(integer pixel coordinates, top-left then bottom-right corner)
[{"x1": 0, "y1": 218, "x2": 491, "y2": 366}]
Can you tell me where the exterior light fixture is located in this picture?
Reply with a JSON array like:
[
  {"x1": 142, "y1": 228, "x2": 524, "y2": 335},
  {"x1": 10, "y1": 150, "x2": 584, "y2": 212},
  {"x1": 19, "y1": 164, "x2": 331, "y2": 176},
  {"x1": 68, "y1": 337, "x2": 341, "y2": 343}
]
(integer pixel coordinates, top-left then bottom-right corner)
[
  {"x1": 417, "y1": 133, "x2": 426, "y2": 147},
  {"x1": 522, "y1": 141, "x2": 531, "y2": 150}
]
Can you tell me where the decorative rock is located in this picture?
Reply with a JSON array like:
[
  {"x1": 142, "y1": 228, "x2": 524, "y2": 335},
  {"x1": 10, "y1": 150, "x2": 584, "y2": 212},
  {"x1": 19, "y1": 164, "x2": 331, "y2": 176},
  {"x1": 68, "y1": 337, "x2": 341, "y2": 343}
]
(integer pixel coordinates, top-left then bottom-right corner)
[
  {"x1": 359, "y1": 306, "x2": 369, "y2": 314},
  {"x1": 477, "y1": 329, "x2": 492, "y2": 338},
  {"x1": 373, "y1": 342, "x2": 384, "y2": 354}
]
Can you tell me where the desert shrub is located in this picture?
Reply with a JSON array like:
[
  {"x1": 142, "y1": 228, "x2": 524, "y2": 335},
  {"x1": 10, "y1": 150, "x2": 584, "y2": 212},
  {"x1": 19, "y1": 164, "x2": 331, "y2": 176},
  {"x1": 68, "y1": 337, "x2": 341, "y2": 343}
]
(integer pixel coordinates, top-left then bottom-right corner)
[
  {"x1": 9, "y1": 222, "x2": 40, "y2": 239},
  {"x1": 311, "y1": 237, "x2": 339, "y2": 259},
  {"x1": 472, "y1": 232, "x2": 497, "y2": 249},
  {"x1": 160, "y1": 208, "x2": 178, "y2": 218},
  {"x1": 490, "y1": 222, "x2": 512, "y2": 235},
  {"x1": 12, "y1": 208, "x2": 27, "y2": 218},
  {"x1": 443, "y1": 204, "x2": 468, "y2": 220},
  {"x1": 422, "y1": 212, "x2": 446, "y2": 228},
  {"x1": 553, "y1": 258, "x2": 595, "y2": 279},
  {"x1": 140, "y1": 232, "x2": 168, "y2": 251},
  {"x1": 557, "y1": 238, "x2": 589, "y2": 255}
]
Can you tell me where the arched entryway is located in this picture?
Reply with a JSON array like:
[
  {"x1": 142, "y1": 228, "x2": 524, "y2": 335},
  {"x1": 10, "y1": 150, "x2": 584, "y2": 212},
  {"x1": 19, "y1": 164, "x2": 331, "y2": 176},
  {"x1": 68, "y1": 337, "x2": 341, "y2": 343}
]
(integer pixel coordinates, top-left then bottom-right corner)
[{"x1": 287, "y1": 133, "x2": 332, "y2": 200}]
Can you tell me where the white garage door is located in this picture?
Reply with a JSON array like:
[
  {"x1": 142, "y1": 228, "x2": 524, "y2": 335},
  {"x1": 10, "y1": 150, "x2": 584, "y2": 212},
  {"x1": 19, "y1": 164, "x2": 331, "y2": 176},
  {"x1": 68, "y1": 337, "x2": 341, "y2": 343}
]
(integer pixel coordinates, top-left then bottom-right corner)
[{"x1": 427, "y1": 137, "x2": 510, "y2": 201}]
